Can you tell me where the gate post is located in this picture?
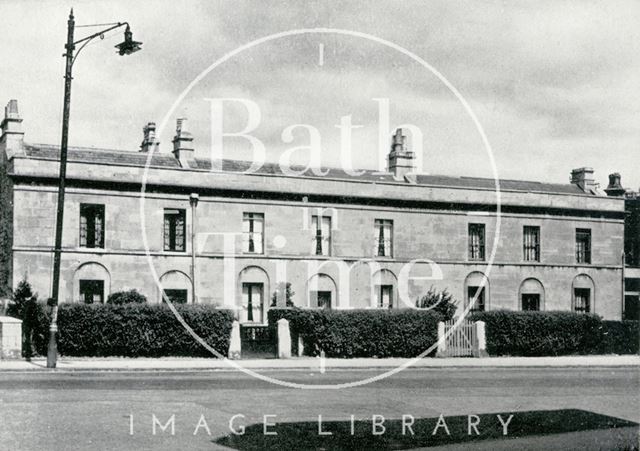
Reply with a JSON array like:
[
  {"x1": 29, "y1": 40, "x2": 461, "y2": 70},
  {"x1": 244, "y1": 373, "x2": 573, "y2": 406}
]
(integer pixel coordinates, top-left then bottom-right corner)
[
  {"x1": 473, "y1": 321, "x2": 488, "y2": 358},
  {"x1": 436, "y1": 321, "x2": 446, "y2": 357},
  {"x1": 0, "y1": 316, "x2": 23, "y2": 359},
  {"x1": 277, "y1": 318, "x2": 291, "y2": 359},
  {"x1": 228, "y1": 321, "x2": 241, "y2": 360}
]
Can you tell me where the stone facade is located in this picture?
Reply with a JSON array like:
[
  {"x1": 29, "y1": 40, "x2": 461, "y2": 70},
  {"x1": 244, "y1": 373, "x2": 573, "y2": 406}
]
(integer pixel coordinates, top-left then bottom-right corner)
[{"x1": 0, "y1": 100, "x2": 627, "y2": 320}]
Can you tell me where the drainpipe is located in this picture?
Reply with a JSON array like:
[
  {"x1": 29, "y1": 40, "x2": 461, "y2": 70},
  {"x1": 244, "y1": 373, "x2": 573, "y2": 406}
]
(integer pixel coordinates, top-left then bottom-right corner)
[
  {"x1": 189, "y1": 193, "x2": 199, "y2": 303},
  {"x1": 622, "y1": 251, "x2": 626, "y2": 320}
]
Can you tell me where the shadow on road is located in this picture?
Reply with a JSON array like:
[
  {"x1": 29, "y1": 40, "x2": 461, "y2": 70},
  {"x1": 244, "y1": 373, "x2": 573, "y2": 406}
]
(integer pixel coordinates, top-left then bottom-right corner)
[{"x1": 214, "y1": 409, "x2": 638, "y2": 450}]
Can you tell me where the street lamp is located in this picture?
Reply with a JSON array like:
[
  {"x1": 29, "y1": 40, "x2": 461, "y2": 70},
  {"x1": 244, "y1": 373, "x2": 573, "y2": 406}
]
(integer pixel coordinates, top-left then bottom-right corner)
[{"x1": 47, "y1": 9, "x2": 142, "y2": 368}]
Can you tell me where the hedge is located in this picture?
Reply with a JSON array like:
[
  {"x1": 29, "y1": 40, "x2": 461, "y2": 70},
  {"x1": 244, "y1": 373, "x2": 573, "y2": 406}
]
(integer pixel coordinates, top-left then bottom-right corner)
[
  {"x1": 469, "y1": 310, "x2": 639, "y2": 356},
  {"x1": 268, "y1": 308, "x2": 441, "y2": 358},
  {"x1": 29, "y1": 303, "x2": 234, "y2": 357},
  {"x1": 601, "y1": 320, "x2": 639, "y2": 355}
]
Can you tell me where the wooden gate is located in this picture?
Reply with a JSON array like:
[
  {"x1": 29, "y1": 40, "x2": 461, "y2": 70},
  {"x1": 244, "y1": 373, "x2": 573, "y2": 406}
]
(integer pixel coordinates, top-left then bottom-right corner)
[
  {"x1": 438, "y1": 319, "x2": 476, "y2": 357},
  {"x1": 240, "y1": 324, "x2": 276, "y2": 359}
]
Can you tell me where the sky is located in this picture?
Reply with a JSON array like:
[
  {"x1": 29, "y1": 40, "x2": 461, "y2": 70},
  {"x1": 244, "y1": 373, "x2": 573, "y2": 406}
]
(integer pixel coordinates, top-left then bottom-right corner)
[{"x1": 1, "y1": 0, "x2": 639, "y2": 190}]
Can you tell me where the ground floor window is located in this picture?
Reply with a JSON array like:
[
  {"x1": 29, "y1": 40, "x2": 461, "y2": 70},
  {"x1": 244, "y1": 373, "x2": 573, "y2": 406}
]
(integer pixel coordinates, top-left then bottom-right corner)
[
  {"x1": 522, "y1": 293, "x2": 540, "y2": 311},
  {"x1": 574, "y1": 288, "x2": 591, "y2": 313},
  {"x1": 242, "y1": 283, "x2": 264, "y2": 323},
  {"x1": 163, "y1": 289, "x2": 188, "y2": 304},
  {"x1": 79, "y1": 279, "x2": 104, "y2": 304},
  {"x1": 624, "y1": 295, "x2": 639, "y2": 320}
]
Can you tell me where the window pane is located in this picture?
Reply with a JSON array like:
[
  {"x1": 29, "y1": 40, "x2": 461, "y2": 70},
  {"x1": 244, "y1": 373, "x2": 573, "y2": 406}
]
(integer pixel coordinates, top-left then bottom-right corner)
[
  {"x1": 469, "y1": 224, "x2": 485, "y2": 261},
  {"x1": 374, "y1": 219, "x2": 393, "y2": 257},
  {"x1": 243, "y1": 213, "x2": 264, "y2": 254},
  {"x1": 164, "y1": 209, "x2": 186, "y2": 251}
]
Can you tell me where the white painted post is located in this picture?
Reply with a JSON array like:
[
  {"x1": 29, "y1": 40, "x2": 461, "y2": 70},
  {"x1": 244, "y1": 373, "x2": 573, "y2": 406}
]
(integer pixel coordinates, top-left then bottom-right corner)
[
  {"x1": 473, "y1": 321, "x2": 488, "y2": 358},
  {"x1": 436, "y1": 321, "x2": 446, "y2": 357},
  {"x1": 277, "y1": 318, "x2": 291, "y2": 359},
  {"x1": 228, "y1": 321, "x2": 241, "y2": 360},
  {"x1": 297, "y1": 334, "x2": 304, "y2": 357},
  {"x1": 0, "y1": 316, "x2": 23, "y2": 359}
]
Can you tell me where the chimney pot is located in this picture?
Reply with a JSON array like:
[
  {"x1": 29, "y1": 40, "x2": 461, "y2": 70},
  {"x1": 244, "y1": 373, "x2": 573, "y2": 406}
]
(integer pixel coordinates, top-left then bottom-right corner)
[
  {"x1": 605, "y1": 172, "x2": 626, "y2": 197},
  {"x1": 387, "y1": 128, "x2": 415, "y2": 179},
  {"x1": 172, "y1": 117, "x2": 195, "y2": 166},
  {"x1": 140, "y1": 122, "x2": 159, "y2": 153}
]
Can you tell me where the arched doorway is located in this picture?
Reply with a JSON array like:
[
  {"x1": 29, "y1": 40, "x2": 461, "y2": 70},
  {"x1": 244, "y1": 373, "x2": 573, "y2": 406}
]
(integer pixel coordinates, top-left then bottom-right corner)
[
  {"x1": 158, "y1": 270, "x2": 192, "y2": 304},
  {"x1": 370, "y1": 269, "x2": 397, "y2": 309},
  {"x1": 73, "y1": 262, "x2": 110, "y2": 304},
  {"x1": 238, "y1": 266, "x2": 269, "y2": 323},
  {"x1": 307, "y1": 273, "x2": 337, "y2": 309},
  {"x1": 464, "y1": 272, "x2": 489, "y2": 312},
  {"x1": 519, "y1": 278, "x2": 545, "y2": 311},
  {"x1": 572, "y1": 274, "x2": 595, "y2": 313}
]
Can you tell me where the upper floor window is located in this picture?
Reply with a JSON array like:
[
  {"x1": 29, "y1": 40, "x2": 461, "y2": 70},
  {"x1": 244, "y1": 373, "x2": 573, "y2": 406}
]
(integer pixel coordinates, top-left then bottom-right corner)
[
  {"x1": 374, "y1": 219, "x2": 393, "y2": 257},
  {"x1": 523, "y1": 226, "x2": 540, "y2": 262},
  {"x1": 576, "y1": 229, "x2": 591, "y2": 264},
  {"x1": 164, "y1": 209, "x2": 186, "y2": 252},
  {"x1": 79, "y1": 204, "x2": 105, "y2": 249},
  {"x1": 468, "y1": 223, "x2": 485, "y2": 261},
  {"x1": 311, "y1": 216, "x2": 331, "y2": 256},
  {"x1": 243, "y1": 213, "x2": 264, "y2": 254}
]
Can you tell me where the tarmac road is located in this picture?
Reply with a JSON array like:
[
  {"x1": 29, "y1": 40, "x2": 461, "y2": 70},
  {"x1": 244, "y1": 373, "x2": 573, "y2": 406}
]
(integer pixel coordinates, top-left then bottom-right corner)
[{"x1": 0, "y1": 367, "x2": 637, "y2": 450}]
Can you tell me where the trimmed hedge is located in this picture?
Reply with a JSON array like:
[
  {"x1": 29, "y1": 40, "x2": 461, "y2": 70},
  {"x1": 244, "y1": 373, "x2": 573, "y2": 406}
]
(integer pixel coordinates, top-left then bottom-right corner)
[
  {"x1": 268, "y1": 308, "x2": 441, "y2": 358},
  {"x1": 469, "y1": 310, "x2": 639, "y2": 356},
  {"x1": 30, "y1": 303, "x2": 234, "y2": 357},
  {"x1": 601, "y1": 320, "x2": 639, "y2": 355}
]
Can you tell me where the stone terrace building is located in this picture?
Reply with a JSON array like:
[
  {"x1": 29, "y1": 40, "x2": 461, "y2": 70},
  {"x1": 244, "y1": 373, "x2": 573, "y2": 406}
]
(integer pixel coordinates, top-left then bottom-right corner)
[{"x1": 0, "y1": 100, "x2": 627, "y2": 320}]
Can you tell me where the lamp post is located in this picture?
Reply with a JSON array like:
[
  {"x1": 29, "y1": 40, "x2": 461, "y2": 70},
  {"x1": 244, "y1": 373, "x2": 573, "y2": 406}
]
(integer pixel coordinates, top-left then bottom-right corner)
[{"x1": 47, "y1": 9, "x2": 142, "y2": 368}]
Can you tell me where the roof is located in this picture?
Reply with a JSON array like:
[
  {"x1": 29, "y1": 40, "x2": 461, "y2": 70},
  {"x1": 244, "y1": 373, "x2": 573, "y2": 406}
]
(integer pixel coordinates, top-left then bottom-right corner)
[{"x1": 21, "y1": 143, "x2": 588, "y2": 196}]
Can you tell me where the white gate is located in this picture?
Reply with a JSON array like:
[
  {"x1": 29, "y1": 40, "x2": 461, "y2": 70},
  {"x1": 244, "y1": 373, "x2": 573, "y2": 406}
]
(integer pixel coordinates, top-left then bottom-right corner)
[{"x1": 437, "y1": 319, "x2": 486, "y2": 357}]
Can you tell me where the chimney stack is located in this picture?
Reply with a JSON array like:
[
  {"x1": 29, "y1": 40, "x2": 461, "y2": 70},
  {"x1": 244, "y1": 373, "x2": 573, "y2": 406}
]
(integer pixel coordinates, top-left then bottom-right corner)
[
  {"x1": 570, "y1": 167, "x2": 598, "y2": 194},
  {"x1": 140, "y1": 122, "x2": 160, "y2": 153},
  {"x1": 0, "y1": 99, "x2": 25, "y2": 156},
  {"x1": 387, "y1": 128, "x2": 415, "y2": 179},
  {"x1": 172, "y1": 118, "x2": 195, "y2": 166},
  {"x1": 604, "y1": 172, "x2": 626, "y2": 197}
]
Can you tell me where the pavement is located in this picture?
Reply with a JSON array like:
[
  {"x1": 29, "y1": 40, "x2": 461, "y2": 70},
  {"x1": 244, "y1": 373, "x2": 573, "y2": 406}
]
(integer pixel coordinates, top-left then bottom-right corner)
[{"x1": 0, "y1": 354, "x2": 638, "y2": 372}]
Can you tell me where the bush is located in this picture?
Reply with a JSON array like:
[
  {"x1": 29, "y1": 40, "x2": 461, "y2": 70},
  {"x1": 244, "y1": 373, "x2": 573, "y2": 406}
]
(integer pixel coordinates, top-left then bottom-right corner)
[
  {"x1": 106, "y1": 289, "x2": 147, "y2": 305},
  {"x1": 469, "y1": 310, "x2": 605, "y2": 356},
  {"x1": 268, "y1": 308, "x2": 441, "y2": 358},
  {"x1": 415, "y1": 286, "x2": 458, "y2": 321},
  {"x1": 7, "y1": 279, "x2": 37, "y2": 319},
  {"x1": 600, "y1": 321, "x2": 639, "y2": 355},
  {"x1": 31, "y1": 303, "x2": 234, "y2": 357}
]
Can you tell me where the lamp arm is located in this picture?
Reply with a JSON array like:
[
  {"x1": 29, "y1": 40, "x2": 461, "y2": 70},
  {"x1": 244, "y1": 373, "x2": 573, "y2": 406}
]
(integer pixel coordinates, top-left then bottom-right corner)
[{"x1": 70, "y1": 22, "x2": 130, "y2": 68}]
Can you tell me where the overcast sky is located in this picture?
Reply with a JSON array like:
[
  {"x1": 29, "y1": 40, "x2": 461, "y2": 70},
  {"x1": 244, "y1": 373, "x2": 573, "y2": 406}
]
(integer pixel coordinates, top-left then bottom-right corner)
[{"x1": 1, "y1": 0, "x2": 638, "y2": 190}]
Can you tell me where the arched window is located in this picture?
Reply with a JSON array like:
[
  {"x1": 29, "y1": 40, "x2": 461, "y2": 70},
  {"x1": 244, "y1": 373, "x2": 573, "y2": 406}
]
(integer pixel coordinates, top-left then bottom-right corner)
[
  {"x1": 307, "y1": 273, "x2": 337, "y2": 310},
  {"x1": 519, "y1": 278, "x2": 545, "y2": 311},
  {"x1": 370, "y1": 269, "x2": 397, "y2": 309},
  {"x1": 464, "y1": 272, "x2": 489, "y2": 312},
  {"x1": 159, "y1": 270, "x2": 192, "y2": 305},
  {"x1": 572, "y1": 274, "x2": 595, "y2": 313},
  {"x1": 73, "y1": 262, "x2": 110, "y2": 304},
  {"x1": 238, "y1": 266, "x2": 269, "y2": 323}
]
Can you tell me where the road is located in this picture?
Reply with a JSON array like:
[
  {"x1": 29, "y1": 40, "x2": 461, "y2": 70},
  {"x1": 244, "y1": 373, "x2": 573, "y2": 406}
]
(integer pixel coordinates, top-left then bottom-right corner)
[{"x1": 0, "y1": 367, "x2": 637, "y2": 450}]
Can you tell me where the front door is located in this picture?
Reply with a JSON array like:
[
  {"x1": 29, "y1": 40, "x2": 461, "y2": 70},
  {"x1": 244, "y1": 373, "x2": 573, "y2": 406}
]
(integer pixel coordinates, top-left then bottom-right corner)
[
  {"x1": 242, "y1": 283, "x2": 264, "y2": 323},
  {"x1": 378, "y1": 285, "x2": 393, "y2": 309}
]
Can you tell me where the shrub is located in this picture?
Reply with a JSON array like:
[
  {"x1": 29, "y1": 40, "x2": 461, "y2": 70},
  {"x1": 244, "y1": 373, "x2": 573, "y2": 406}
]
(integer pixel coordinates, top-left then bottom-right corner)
[
  {"x1": 600, "y1": 321, "x2": 639, "y2": 355},
  {"x1": 106, "y1": 289, "x2": 147, "y2": 305},
  {"x1": 268, "y1": 308, "x2": 441, "y2": 358},
  {"x1": 31, "y1": 303, "x2": 234, "y2": 357},
  {"x1": 270, "y1": 282, "x2": 295, "y2": 307},
  {"x1": 415, "y1": 286, "x2": 458, "y2": 321},
  {"x1": 468, "y1": 310, "x2": 605, "y2": 356},
  {"x1": 7, "y1": 279, "x2": 37, "y2": 319}
]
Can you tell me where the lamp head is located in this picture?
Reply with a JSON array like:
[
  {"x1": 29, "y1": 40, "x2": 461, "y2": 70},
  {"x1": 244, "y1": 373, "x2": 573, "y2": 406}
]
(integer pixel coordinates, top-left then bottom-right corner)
[{"x1": 115, "y1": 25, "x2": 142, "y2": 55}]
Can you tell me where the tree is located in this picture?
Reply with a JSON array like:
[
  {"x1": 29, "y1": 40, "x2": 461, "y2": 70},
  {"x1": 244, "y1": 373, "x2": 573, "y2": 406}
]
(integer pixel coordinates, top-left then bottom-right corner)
[
  {"x1": 270, "y1": 282, "x2": 295, "y2": 307},
  {"x1": 106, "y1": 289, "x2": 147, "y2": 305},
  {"x1": 415, "y1": 286, "x2": 458, "y2": 321},
  {"x1": 7, "y1": 280, "x2": 38, "y2": 359}
]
